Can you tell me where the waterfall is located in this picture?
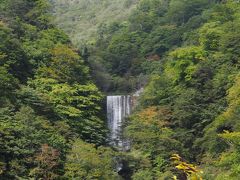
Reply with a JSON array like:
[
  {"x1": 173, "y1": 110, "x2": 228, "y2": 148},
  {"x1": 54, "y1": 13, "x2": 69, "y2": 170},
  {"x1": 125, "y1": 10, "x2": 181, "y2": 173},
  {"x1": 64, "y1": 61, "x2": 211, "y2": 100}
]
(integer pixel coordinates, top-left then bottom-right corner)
[{"x1": 107, "y1": 95, "x2": 131, "y2": 148}]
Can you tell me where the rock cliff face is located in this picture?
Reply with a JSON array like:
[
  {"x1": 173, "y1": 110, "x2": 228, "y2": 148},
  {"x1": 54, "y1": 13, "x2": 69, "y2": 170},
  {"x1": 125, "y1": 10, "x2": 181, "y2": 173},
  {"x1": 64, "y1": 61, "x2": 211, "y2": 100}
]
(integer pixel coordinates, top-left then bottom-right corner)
[{"x1": 131, "y1": 87, "x2": 144, "y2": 108}]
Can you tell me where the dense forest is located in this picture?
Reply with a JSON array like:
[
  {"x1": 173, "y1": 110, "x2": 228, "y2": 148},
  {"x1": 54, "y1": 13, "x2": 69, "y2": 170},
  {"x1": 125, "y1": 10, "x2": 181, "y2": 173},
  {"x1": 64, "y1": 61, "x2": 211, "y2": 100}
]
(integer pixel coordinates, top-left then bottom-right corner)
[
  {"x1": 1, "y1": 0, "x2": 240, "y2": 179},
  {"x1": 51, "y1": 0, "x2": 139, "y2": 45}
]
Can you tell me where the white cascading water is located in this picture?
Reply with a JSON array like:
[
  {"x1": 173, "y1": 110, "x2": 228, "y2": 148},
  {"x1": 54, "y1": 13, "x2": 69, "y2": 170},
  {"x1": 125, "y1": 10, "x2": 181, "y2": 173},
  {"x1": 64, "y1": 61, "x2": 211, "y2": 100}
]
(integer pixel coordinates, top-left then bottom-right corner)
[{"x1": 107, "y1": 95, "x2": 131, "y2": 148}]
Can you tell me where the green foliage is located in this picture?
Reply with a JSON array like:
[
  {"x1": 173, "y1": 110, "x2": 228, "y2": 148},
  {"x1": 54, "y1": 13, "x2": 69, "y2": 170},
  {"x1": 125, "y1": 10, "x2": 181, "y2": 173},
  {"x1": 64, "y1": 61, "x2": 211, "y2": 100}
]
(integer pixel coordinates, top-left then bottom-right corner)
[
  {"x1": 199, "y1": 22, "x2": 223, "y2": 51},
  {"x1": 125, "y1": 106, "x2": 184, "y2": 178},
  {"x1": 26, "y1": 77, "x2": 106, "y2": 145},
  {"x1": 0, "y1": 0, "x2": 108, "y2": 178},
  {"x1": 140, "y1": 75, "x2": 173, "y2": 106},
  {"x1": 2, "y1": 0, "x2": 240, "y2": 178},
  {"x1": 64, "y1": 139, "x2": 120, "y2": 179},
  {"x1": 167, "y1": 0, "x2": 211, "y2": 25},
  {"x1": 166, "y1": 46, "x2": 206, "y2": 84},
  {"x1": 140, "y1": 25, "x2": 181, "y2": 56},
  {"x1": 0, "y1": 106, "x2": 68, "y2": 178},
  {"x1": 51, "y1": 0, "x2": 140, "y2": 45},
  {"x1": 132, "y1": 169, "x2": 153, "y2": 180},
  {"x1": 89, "y1": 0, "x2": 240, "y2": 178},
  {"x1": 0, "y1": 21, "x2": 31, "y2": 82},
  {"x1": 0, "y1": 66, "x2": 18, "y2": 102},
  {"x1": 50, "y1": 0, "x2": 240, "y2": 178},
  {"x1": 199, "y1": 74, "x2": 240, "y2": 155},
  {"x1": 37, "y1": 44, "x2": 89, "y2": 84},
  {"x1": 65, "y1": 0, "x2": 216, "y2": 93}
]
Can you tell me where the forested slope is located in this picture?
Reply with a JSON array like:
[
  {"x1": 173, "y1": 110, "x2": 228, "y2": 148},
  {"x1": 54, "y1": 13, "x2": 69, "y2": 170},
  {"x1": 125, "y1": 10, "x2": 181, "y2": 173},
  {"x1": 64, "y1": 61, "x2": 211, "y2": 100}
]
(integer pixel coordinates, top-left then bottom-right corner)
[
  {"x1": 0, "y1": 0, "x2": 119, "y2": 179},
  {"x1": 51, "y1": 0, "x2": 140, "y2": 45},
  {"x1": 2, "y1": 0, "x2": 240, "y2": 179},
  {"x1": 57, "y1": 0, "x2": 240, "y2": 179}
]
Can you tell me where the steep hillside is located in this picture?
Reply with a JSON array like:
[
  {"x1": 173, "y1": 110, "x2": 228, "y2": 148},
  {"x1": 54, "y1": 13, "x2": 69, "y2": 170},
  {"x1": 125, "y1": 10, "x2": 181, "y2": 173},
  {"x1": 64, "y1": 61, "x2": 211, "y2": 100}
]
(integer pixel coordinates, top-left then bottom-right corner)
[
  {"x1": 52, "y1": 0, "x2": 240, "y2": 179},
  {"x1": 0, "y1": 0, "x2": 117, "y2": 178},
  {"x1": 2, "y1": 0, "x2": 240, "y2": 179},
  {"x1": 51, "y1": 0, "x2": 139, "y2": 46}
]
